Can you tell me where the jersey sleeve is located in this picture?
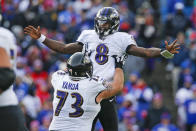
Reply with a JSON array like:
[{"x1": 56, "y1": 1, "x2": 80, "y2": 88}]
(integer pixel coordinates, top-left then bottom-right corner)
[
  {"x1": 98, "y1": 82, "x2": 107, "y2": 92},
  {"x1": 92, "y1": 76, "x2": 108, "y2": 92},
  {"x1": 0, "y1": 29, "x2": 16, "y2": 49},
  {"x1": 122, "y1": 33, "x2": 137, "y2": 52},
  {"x1": 76, "y1": 30, "x2": 89, "y2": 44},
  {"x1": 0, "y1": 41, "x2": 7, "y2": 49}
]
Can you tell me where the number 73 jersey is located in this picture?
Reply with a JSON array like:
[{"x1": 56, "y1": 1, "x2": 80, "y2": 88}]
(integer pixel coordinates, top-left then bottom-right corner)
[
  {"x1": 49, "y1": 70, "x2": 106, "y2": 131},
  {"x1": 77, "y1": 30, "x2": 137, "y2": 81}
]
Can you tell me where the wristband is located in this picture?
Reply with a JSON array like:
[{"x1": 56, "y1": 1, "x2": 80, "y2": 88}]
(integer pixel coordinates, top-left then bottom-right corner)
[
  {"x1": 161, "y1": 50, "x2": 174, "y2": 59},
  {"x1": 37, "y1": 34, "x2": 46, "y2": 43}
]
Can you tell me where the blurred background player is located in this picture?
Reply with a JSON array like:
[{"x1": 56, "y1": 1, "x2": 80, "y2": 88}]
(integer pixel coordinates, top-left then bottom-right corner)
[
  {"x1": 183, "y1": 84, "x2": 196, "y2": 131},
  {"x1": 49, "y1": 52, "x2": 124, "y2": 131},
  {"x1": 0, "y1": 13, "x2": 27, "y2": 131},
  {"x1": 152, "y1": 112, "x2": 179, "y2": 131},
  {"x1": 24, "y1": 7, "x2": 180, "y2": 131}
]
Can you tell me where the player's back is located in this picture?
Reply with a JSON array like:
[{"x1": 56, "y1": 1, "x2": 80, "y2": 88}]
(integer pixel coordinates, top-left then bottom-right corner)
[
  {"x1": 0, "y1": 27, "x2": 18, "y2": 106},
  {"x1": 49, "y1": 70, "x2": 106, "y2": 131}
]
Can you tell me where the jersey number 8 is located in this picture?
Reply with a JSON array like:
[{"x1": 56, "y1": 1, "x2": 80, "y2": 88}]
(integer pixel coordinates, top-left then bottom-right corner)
[
  {"x1": 95, "y1": 44, "x2": 109, "y2": 65},
  {"x1": 55, "y1": 90, "x2": 84, "y2": 117}
]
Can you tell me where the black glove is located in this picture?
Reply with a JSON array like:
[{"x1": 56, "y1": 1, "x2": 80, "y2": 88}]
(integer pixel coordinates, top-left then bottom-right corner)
[
  {"x1": 112, "y1": 54, "x2": 127, "y2": 69},
  {"x1": 84, "y1": 43, "x2": 93, "y2": 57}
]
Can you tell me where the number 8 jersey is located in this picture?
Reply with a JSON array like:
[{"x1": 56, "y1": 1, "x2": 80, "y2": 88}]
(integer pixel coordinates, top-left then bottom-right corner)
[
  {"x1": 49, "y1": 70, "x2": 107, "y2": 131},
  {"x1": 77, "y1": 30, "x2": 137, "y2": 82}
]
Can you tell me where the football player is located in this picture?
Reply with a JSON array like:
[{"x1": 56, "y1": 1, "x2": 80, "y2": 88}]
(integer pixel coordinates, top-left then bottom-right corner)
[
  {"x1": 0, "y1": 17, "x2": 27, "y2": 130},
  {"x1": 24, "y1": 7, "x2": 180, "y2": 131},
  {"x1": 49, "y1": 52, "x2": 124, "y2": 131}
]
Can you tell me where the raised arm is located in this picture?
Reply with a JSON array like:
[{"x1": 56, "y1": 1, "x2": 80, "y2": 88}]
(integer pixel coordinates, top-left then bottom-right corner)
[
  {"x1": 43, "y1": 39, "x2": 82, "y2": 54},
  {"x1": 24, "y1": 26, "x2": 83, "y2": 54},
  {"x1": 96, "y1": 68, "x2": 124, "y2": 103},
  {"x1": 96, "y1": 56, "x2": 125, "y2": 103},
  {"x1": 126, "y1": 40, "x2": 180, "y2": 58}
]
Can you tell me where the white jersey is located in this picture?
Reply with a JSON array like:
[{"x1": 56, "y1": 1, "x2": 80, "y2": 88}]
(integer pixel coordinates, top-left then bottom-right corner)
[
  {"x1": 0, "y1": 27, "x2": 18, "y2": 106},
  {"x1": 77, "y1": 30, "x2": 137, "y2": 81},
  {"x1": 49, "y1": 70, "x2": 106, "y2": 131},
  {"x1": 175, "y1": 88, "x2": 193, "y2": 106}
]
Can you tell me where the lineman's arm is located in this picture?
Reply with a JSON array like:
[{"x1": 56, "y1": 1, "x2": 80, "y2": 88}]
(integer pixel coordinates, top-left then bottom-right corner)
[
  {"x1": 96, "y1": 56, "x2": 125, "y2": 103},
  {"x1": 96, "y1": 68, "x2": 124, "y2": 103},
  {"x1": 126, "y1": 40, "x2": 180, "y2": 58},
  {"x1": 24, "y1": 26, "x2": 83, "y2": 54},
  {"x1": 0, "y1": 48, "x2": 15, "y2": 93}
]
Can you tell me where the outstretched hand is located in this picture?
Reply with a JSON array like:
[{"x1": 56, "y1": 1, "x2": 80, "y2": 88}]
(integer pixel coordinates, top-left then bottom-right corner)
[
  {"x1": 24, "y1": 25, "x2": 41, "y2": 39},
  {"x1": 165, "y1": 39, "x2": 180, "y2": 54}
]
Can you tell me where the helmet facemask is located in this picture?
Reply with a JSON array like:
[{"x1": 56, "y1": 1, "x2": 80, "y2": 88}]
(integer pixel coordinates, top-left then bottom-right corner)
[
  {"x1": 68, "y1": 66, "x2": 93, "y2": 81},
  {"x1": 67, "y1": 52, "x2": 93, "y2": 81}
]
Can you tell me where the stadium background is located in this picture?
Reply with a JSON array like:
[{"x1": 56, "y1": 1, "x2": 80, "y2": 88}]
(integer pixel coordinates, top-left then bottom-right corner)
[{"x1": 1, "y1": 0, "x2": 196, "y2": 130}]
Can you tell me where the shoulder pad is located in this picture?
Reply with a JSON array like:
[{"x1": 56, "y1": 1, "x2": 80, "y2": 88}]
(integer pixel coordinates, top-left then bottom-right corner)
[
  {"x1": 92, "y1": 76, "x2": 105, "y2": 82},
  {"x1": 91, "y1": 76, "x2": 109, "y2": 88},
  {"x1": 56, "y1": 70, "x2": 67, "y2": 75}
]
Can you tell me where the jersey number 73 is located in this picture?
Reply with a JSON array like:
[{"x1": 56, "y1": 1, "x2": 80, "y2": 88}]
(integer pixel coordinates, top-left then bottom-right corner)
[{"x1": 55, "y1": 90, "x2": 84, "y2": 117}]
